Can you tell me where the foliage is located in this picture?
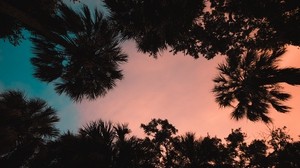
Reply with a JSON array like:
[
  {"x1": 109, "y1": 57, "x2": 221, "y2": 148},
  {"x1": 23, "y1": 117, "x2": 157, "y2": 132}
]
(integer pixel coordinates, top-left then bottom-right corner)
[
  {"x1": 2, "y1": 114, "x2": 299, "y2": 168},
  {"x1": 213, "y1": 49, "x2": 300, "y2": 123},
  {"x1": 1, "y1": 1, "x2": 128, "y2": 101},
  {"x1": 141, "y1": 119, "x2": 181, "y2": 167},
  {"x1": 104, "y1": 0, "x2": 205, "y2": 57},
  {"x1": 0, "y1": 90, "x2": 59, "y2": 167},
  {"x1": 30, "y1": 4, "x2": 128, "y2": 102},
  {"x1": 210, "y1": 0, "x2": 300, "y2": 50},
  {"x1": 2, "y1": 0, "x2": 300, "y2": 104},
  {"x1": 104, "y1": 0, "x2": 300, "y2": 59},
  {"x1": 0, "y1": 0, "x2": 62, "y2": 45},
  {"x1": 1, "y1": 1, "x2": 300, "y2": 166}
]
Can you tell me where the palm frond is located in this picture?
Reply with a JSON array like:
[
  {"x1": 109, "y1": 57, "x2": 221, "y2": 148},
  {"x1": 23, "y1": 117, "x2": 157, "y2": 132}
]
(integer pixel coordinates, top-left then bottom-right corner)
[
  {"x1": 214, "y1": 48, "x2": 297, "y2": 123},
  {"x1": 31, "y1": 4, "x2": 128, "y2": 101}
]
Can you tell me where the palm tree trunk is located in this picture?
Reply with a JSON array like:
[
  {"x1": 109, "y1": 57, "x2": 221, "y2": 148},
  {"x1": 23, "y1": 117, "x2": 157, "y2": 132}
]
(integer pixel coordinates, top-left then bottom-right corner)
[
  {"x1": 263, "y1": 68, "x2": 300, "y2": 85},
  {"x1": 0, "y1": 1, "x2": 72, "y2": 49}
]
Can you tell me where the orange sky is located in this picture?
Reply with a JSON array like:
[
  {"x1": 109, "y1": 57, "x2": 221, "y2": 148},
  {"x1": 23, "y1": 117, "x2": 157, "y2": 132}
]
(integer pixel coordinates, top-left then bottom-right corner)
[{"x1": 76, "y1": 42, "x2": 300, "y2": 140}]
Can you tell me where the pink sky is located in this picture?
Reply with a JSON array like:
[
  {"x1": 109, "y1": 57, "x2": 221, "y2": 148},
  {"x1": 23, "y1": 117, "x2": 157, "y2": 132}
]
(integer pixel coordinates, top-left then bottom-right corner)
[{"x1": 76, "y1": 42, "x2": 300, "y2": 140}]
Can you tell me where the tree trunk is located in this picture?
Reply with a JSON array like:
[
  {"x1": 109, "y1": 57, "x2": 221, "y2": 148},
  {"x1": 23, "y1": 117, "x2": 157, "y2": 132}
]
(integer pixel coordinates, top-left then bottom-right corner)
[{"x1": 0, "y1": 0, "x2": 72, "y2": 49}]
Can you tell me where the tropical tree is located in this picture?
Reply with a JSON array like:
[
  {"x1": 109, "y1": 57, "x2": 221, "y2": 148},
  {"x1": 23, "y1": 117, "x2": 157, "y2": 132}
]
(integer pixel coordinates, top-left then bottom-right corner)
[
  {"x1": 13, "y1": 117, "x2": 300, "y2": 168},
  {"x1": 29, "y1": 119, "x2": 156, "y2": 168},
  {"x1": 224, "y1": 128, "x2": 247, "y2": 167},
  {"x1": 104, "y1": 0, "x2": 205, "y2": 57},
  {"x1": 29, "y1": 132, "x2": 79, "y2": 168},
  {"x1": 113, "y1": 123, "x2": 133, "y2": 168},
  {"x1": 174, "y1": 132, "x2": 202, "y2": 168},
  {"x1": 197, "y1": 135, "x2": 227, "y2": 167},
  {"x1": 209, "y1": 0, "x2": 300, "y2": 49},
  {"x1": 213, "y1": 49, "x2": 300, "y2": 123},
  {"x1": 31, "y1": 120, "x2": 116, "y2": 168},
  {"x1": 0, "y1": 0, "x2": 62, "y2": 45},
  {"x1": 103, "y1": 0, "x2": 300, "y2": 59},
  {"x1": 31, "y1": 4, "x2": 128, "y2": 102},
  {"x1": 141, "y1": 118, "x2": 182, "y2": 168},
  {"x1": 275, "y1": 141, "x2": 300, "y2": 167},
  {"x1": 1, "y1": 1, "x2": 127, "y2": 101},
  {"x1": 0, "y1": 90, "x2": 59, "y2": 167},
  {"x1": 78, "y1": 119, "x2": 116, "y2": 167},
  {"x1": 245, "y1": 139, "x2": 269, "y2": 167}
]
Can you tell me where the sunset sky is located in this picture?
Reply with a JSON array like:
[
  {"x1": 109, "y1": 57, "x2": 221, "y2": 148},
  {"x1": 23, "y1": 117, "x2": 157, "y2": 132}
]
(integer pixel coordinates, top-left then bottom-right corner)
[
  {"x1": 1, "y1": 0, "x2": 300, "y2": 140},
  {"x1": 77, "y1": 42, "x2": 300, "y2": 140}
]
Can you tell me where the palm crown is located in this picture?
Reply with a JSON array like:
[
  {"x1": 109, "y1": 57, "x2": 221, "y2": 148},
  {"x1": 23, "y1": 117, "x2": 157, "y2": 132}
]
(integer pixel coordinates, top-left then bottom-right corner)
[
  {"x1": 31, "y1": 4, "x2": 127, "y2": 102},
  {"x1": 0, "y1": 90, "x2": 59, "y2": 167},
  {"x1": 213, "y1": 49, "x2": 300, "y2": 123}
]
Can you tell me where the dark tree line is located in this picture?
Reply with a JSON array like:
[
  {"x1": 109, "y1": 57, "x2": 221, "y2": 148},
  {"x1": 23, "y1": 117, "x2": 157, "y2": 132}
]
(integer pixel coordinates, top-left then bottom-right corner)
[{"x1": 1, "y1": 90, "x2": 300, "y2": 168}]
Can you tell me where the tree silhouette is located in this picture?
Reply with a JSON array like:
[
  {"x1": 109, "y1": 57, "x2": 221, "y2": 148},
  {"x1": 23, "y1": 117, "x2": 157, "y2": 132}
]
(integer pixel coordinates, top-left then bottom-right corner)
[
  {"x1": 1, "y1": 1, "x2": 127, "y2": 101},
  {"x1": 213, "y1": 49, "x2": 300, "y2": 123},
  {"x1": 0, "y1": 90, "x2": 59, "y2": 167},
  {"x1": 276, "y1": 142, "x2": 300, "y2": 167},
  {"x1": 141, "y1": 118, "x2": 181, "y2": 168},
  {"x1": 175, "y1": 132, "x2": 202, "y2": 168},
  {"x1": 104, "y1": 0, "x2": 205, "y2": 57},
  {"x1": 29, "y1": 119, "x2": 159, "y2": 168},
  {"x1": 0, "y1": 0, "x2": 62, "y2": 45},
  {"x1": 197, "y1": 136, "x2": 227, "y2": 167},
  {"x1": 224, "y1": 128, "x2": 247, "y2": 167},
  {"x1": 78, "y1": 119, "x2": 115, "y2": 167},
  {"x1": 245, "y1": 139, "x2": 269, "y2": 167},
  {"x1": 113, "y1": 123, "x2": 134, "y2": 168},
  {"x1": 31, "y1": 120, "x2": 116, "y2": 168},
  {"x1": 12, "y1": 118, "x2": 300, "y2": 168},
  {"x1": 103, "y1": 0, "x2": 300, "y2": 59},
  {"x1": 210, "y1": 0, "x2": 300, "y2": 49},
  {"x1": 30, "y1": 4, "x2": 128, "y2": 102}
]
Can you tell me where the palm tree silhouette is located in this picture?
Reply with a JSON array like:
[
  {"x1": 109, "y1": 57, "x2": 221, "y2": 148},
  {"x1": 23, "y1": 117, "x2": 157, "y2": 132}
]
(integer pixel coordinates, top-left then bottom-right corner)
[
  {"x1": 30, "y1": 4, "x2": 127, "y2": 101},
  {"x1": 1, "y1": 1, "x2": 127, "y2": 101},
  {"x1": 213, "y1": 49, "x2": 300, "y2": 123},
  {"x1": 78, "y1": 120, "x2": 115, "y2": 167},
  {"x1": 0, "y1": 90, "x2": 59, "y2": 167},
  {"x1": 176, "y1": 132, "x2": 201, "y2": 168}
]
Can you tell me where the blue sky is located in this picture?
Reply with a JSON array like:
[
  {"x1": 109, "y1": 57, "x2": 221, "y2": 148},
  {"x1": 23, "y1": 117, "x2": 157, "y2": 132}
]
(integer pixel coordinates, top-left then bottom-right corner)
[
  {"x1": 0, "y1": 0, "x2": 110, "y2": 133},
  {"x1": 0, "y1": 33, "x2": 79, "y2": 132}
]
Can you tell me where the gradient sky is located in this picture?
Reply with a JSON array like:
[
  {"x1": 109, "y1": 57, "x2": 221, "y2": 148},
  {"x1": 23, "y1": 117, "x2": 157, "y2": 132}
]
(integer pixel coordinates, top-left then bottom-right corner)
[
  {"x1": 1, "y1": 1, "x2": 300, "y2": 140},
  {"x1": 0, "y1": 36, "x2": 79, "y2": 132},
  {"x1": 76, "y1": 42, "x2": 300, "y2": 139}
]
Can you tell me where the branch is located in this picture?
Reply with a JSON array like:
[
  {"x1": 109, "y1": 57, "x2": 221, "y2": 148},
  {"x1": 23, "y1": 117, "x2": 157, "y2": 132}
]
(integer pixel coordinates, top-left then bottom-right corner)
[{"x1": 0, "y1": 1, "x2": 72, "y2": 49}]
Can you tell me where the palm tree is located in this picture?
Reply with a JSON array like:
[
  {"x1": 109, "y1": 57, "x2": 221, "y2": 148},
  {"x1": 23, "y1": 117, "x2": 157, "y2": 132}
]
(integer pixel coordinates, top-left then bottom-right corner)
[
  {"x1": 78, "y1": 120, "x2": 115, "y2": 167},
  {"x1": 30, "y1": 4, "x2": 128, "y2": 102},
  {"x1": 0, "y1": 1, "x2": 127, "y2": 101},
  {"x1": 113, "y1": 123, "x2": 135, "y2": 168},
  {"x1": 213, "y1": 48, "x2": 300, "y2": 123},
  {"x1": 0, "y1": 90, "x2": 59, "y2": 167},
  {"x1": 175, "y1": 133, "x2": 201, "y2": 168}
]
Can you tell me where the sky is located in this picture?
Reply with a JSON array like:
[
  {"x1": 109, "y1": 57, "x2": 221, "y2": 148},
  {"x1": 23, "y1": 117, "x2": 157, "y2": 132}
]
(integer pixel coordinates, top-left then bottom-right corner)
[
  {"x1": 0, "y1": 36, "x2": 79, "y2": 132},
  {"x1": 1, "y1": 1, "x2": 300, "y2": 140},
  {"x1": 76, "y1": 42, "x2": 300, "y2": 140}
]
